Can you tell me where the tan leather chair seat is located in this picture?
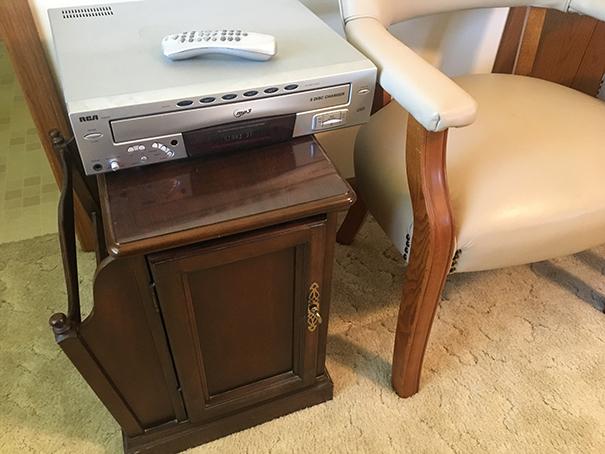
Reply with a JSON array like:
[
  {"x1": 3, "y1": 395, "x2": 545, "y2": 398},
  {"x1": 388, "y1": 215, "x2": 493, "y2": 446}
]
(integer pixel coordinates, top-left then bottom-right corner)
[{"x1": 355, "y1": 73, "x2": 605, "y2": 272}]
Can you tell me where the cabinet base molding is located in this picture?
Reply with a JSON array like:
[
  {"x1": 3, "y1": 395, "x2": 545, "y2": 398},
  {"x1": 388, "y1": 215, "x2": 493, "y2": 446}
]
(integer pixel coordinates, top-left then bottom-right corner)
[{"x1": 123, "y1": 374, "x2": 333, "y2": 454}]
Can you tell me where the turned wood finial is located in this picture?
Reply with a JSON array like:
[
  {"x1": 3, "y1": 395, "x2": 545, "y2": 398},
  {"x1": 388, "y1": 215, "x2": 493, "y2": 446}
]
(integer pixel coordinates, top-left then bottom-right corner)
[
  {"x1": 49, "y1": 312, "x2": 71, "y2": 334},
  {"x1": 49, "y1": 129, "x2": 64, "y2": 146}
]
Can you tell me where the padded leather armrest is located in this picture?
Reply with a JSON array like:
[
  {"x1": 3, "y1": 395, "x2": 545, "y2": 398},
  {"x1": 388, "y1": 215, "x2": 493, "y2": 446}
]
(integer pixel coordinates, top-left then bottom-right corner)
[{"x1": 345, "y1": 17, "x2": 478, "y2": 132}]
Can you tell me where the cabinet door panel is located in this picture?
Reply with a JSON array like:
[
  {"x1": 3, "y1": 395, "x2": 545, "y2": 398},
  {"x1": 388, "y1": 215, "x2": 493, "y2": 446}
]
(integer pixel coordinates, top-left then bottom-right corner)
[
  {"x1": 188, "y1": 246, "x2": 296, "y2": 395},
  {"x1": 149, "y1": 218, "x2": 326, "y2": 423}
]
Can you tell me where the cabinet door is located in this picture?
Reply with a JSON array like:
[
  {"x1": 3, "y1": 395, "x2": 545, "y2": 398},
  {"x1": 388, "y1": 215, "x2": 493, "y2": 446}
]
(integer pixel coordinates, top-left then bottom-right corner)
[{"x1": 149, "y1": 218, "x2": 327, "y2": 423}]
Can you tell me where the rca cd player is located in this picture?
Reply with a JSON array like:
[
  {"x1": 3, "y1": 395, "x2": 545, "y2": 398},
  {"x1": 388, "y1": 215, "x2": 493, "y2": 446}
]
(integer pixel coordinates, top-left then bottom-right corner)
[{"x1": 48, "y1": 0, "x2": 377, "y2": 174}]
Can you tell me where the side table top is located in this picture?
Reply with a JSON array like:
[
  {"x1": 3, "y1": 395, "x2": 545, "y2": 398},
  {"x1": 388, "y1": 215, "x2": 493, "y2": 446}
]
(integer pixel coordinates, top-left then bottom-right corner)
[{"x1": 98, "y1": 137, "x2": 354, "y2": 256}]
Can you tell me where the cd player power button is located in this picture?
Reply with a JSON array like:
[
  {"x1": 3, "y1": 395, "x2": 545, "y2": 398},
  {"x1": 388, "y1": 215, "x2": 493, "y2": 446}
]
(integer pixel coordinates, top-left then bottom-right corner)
[{"x1": 84, "y1": 132, "x2": 103, "y2": 141}]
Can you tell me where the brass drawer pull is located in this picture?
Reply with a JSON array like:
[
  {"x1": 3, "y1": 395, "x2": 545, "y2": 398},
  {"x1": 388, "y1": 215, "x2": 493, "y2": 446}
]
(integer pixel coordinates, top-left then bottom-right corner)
[{"x1": 307, "y1": 282, "x2": 322, "y2": 332}]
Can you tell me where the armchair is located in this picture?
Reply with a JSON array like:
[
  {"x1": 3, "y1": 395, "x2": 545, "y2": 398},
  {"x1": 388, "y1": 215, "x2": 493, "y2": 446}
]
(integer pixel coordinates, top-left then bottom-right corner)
[{"x1": 337, "y1": 0, "x2": 605, "y2": 397}]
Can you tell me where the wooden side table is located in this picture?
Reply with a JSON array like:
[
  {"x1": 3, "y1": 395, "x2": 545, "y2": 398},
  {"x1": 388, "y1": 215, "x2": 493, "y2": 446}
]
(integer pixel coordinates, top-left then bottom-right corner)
[{"x1": 50, "y1": 136, "x2": 354, "y2": 453}]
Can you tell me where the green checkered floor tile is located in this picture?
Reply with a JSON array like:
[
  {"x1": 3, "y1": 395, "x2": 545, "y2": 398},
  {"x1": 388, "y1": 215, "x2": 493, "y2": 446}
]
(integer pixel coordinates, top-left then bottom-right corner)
[{"x1": 0, "y1": 40, "x2": 59, "y2": 244}]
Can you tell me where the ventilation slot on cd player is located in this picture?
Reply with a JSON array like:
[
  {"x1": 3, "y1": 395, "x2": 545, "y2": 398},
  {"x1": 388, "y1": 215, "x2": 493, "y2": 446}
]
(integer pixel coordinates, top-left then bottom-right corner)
[{"x1": 61, "y1": 6, "x2": 114, "y2": 19}]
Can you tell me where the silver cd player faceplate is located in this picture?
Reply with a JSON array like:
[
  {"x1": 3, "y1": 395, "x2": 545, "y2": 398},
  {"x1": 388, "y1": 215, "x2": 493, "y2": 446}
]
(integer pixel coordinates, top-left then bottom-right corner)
[{"x1": 49, "y1": 0, "x2": 377, "y2": 174}]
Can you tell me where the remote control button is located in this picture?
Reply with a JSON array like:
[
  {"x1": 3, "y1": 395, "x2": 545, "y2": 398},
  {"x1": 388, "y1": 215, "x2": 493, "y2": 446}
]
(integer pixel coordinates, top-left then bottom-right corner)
[
  {"x1": 235, "y1": 37, "x2": 241, "y2": 41},
  {"x1": 236, "y1": 30, "x2": 241, "y2": 35},
  {"x1": 243, "y1": 90, "x2": 258, "y2": 97},
  {"x1": 227, "y1": 37, "x2": 233, "y2": 41},
  {"x1": 264, "y1": 87, "x2": 279, "y2": 93},
  {"x1": 200, "y1": 97, "x2": 215, "y2": 103},
  {"x1": 228, "y1": 30, "x2": 234, "y2": 34},
  {"x1": 211, "y1": 37, "x2": 217, "y2": 41},
  {"x1": 220, "y1": 36, "x2": 226, "y2": 41},
  {"x1": 222, "y1": 94, "x2": 237, "y2": 100},
  {"x1": 284, "y1": 84, "x2": 298, "y2": 91},
  {"x1": 177, "y1": 100, "x2": 193, "y2": 107},
  {"x1": 242, "y1": 32, "x2": 248, "y2": 36}
]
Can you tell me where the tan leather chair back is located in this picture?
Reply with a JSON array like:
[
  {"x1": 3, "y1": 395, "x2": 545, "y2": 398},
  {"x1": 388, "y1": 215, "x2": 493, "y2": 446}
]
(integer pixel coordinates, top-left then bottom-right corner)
[{"x1": 339, "y1": 0, "x2": 605, "y2": 25}]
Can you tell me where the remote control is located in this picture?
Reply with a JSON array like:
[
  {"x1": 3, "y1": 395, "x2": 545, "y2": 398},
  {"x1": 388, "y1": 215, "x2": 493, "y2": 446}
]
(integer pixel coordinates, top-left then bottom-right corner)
[{"x1": 162, "y1": 30, "x2": 276, "y2": 61}]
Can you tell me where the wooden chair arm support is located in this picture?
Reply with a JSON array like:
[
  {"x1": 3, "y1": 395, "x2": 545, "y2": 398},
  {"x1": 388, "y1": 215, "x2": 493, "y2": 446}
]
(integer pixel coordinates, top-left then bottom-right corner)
[{"x1": 391, "y1": 116, "x2": 455, "y2": 397}]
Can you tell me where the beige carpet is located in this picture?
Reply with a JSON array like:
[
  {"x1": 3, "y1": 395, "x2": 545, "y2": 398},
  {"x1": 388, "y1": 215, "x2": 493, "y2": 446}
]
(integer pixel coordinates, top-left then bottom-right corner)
[{"x1": 1, "y1": 217, "x2": 605, "y2": 453}]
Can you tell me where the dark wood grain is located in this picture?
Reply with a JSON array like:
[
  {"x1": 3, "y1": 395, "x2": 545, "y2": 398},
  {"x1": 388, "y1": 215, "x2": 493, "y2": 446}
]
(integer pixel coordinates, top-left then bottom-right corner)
[
  {"x1": 514, "y1": 7, "x2": 548, "y2": 76},
  {"x1": 371, "y1": 84, "x2": 391, "y2": 114},
  {"x1": 336, "y1": 178, "x2": 368, "y2": 245},
  {"x1": 0, "y1": 0, "x2": 96, "y2": 250},
  {"x1": 55, "y1": 135, "x2": 351, "y2": 451},
  {"x1": 531, "y1": 10, "x2": 605, "y2": 96},
  {"x1": 494, "y1": 7, "x2": 605, "y2": 96},
  {"x1": 123, "y1": 374, "x2": 333, "y2": 454},
  {"x1": 571, "y1": 21, "x2": 605, "y2": 96},
  {"x1": 493, "y1": 7, "x2": 529, "y2": 74},
  {"x1": 85, "y1": 256, "x2": 185, "y2": 431},
  {"x1": 391, "y1": 117, "x2": 455, "y2": 398},
  {"x1": 99, "y1": 137, "x2": 354, "y2": 256},
  {"x1": 149, "y1": 218, "x2": 327, "y2": 423}
]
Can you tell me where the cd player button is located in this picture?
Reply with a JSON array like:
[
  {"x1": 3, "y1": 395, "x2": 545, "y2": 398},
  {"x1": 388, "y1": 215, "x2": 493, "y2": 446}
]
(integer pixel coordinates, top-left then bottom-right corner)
[
  {"x1": 358, "y1": 87, "x2": 370, "y2": 95},
  {"x1": 166, "y1": 150, "x2": 175, "y2": 158},
  {"x1": 140, "y1": 155, "x2": 148, "y2": 162},
  {"x1": 83, "y1": 132, "x2": 103, "y2": 141},
  {"x1": 152, "y1": 143, "x2": 159, "y2": 149},
  {"x1": 200, "y1": 97, "x2": 215, "y2": 103},
  {"x1": 284, "y1": 84, "x2": 298, "y2": 91},
  {"x1": 177, "y1": 100, "x2": 193, "y2": 107},
  {"x1": 222, "y1": 94, "x2": 237, "y2": 100},
  {"x1": 312, "y1": 109, "x2": 347, "y2": 130},
  {"x1": 243, "y1": 90, "x2": 258, "y2": 97},
  {"x1": 264, "y1": 87, "x2": 278, "y2": 93},
  {"x1": 139, "y1": 145, "x2": 146, "y2": 151},
  {"x1": 127, "y1": 146, "x2": 135, "y2": 153}
]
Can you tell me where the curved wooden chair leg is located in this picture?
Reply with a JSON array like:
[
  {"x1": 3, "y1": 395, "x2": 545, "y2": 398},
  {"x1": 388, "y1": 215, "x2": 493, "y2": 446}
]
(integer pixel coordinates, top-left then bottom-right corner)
[
  {"x1": 391, "y1": 117, "x2": 455, "y2": 398},
  {"x1": 336, "y1": 179, "x2": 368, "y2": 245}
]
